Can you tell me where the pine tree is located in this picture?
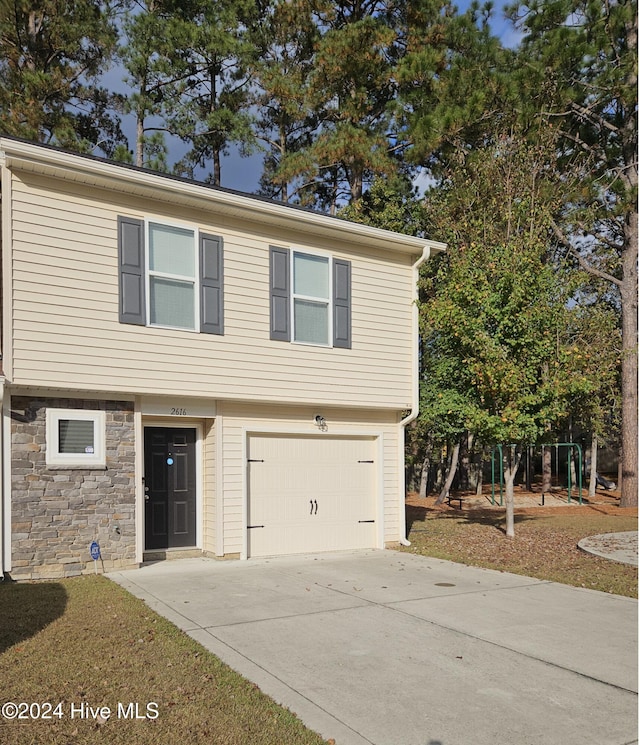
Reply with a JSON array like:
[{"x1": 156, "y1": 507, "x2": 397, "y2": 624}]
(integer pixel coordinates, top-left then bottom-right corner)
[
  {"x1": 167, "y1": 0, "x2": 259, "y2": 186},
  {"x1": 251, "y1": 0, "x2": 319, "y2": 203},
  {"x1": 278, "y1": 0, "x2": 404, "y2": 211},
  {"x1": 395, "y1": 0, "x2": 510, "y2": 173},
  {"x1": 0, "y1": 0, "x2": 121, "y2": 154},
  {"x1": 508, "y1": 0, "x2": 638, "y2": 506},
  {"x1": 119, "y1": 1, "x2": 191, "y2": 169}
]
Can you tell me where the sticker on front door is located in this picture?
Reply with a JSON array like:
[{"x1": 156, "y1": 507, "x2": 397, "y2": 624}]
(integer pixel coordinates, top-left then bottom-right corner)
[{"x1": 144, "y1": 427, "x2": 196, "y2": 549}]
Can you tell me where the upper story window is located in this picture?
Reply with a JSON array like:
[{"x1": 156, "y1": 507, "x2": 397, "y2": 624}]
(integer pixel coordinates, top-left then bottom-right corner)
[
  {"x1": 148, "y1": 222, "x2": 197, "y2": 330},
  {"x1": 293, "y1": 252, "x2": 330, "y2": 345},
  {"x1": 270, "y1": 246, "x2": 351, "y2": 349},
  {"x1": 118, "y1": 216, "x2": 223, "y2": 335}
]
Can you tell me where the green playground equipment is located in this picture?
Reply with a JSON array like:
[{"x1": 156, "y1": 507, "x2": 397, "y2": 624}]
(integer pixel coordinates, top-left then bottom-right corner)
[{"x1": 491, "y1": 442, "x2": 583, "y2": 506}]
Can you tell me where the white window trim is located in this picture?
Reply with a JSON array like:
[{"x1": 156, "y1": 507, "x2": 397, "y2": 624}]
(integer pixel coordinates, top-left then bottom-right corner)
[
  {"x1": 145, "y1": 218, "x2": 201, "y2": 333},
  {"x1": 291, "y1": 249, "x2": 334, "y2": 347},
  {"x1": 46, "y1": 409, "x2": 106, "y2": 468}
]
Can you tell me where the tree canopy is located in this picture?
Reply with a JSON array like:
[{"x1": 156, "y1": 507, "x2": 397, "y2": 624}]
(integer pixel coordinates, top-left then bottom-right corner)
[
  {"x1": 0, "y1": 0, "x2": 121, "y2": 154},
  {"x1": 0, "y1": 0, "x2": 636, "y2": 516}
]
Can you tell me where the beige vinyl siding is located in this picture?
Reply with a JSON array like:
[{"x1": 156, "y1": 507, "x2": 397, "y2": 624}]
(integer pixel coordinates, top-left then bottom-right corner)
[
  {"x1": 217, "y1": 401, "x2": 400, "y2": 556},
  {"x1": 202, "y1": 419, "x2": 216, "y2": 553},
  {"x1": 10, "y1": 172, "x2": 414, "y2": 409}
]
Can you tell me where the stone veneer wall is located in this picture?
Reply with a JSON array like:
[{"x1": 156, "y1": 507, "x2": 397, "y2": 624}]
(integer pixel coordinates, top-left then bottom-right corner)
[{"x1": 11, "y1": 397, "x2": 137, "y2": 580}]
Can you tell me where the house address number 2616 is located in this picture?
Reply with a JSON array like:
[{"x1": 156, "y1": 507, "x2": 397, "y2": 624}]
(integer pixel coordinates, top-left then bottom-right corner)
[{"x1": 171, "y1": 407, "x2": 187, "y2": 416}]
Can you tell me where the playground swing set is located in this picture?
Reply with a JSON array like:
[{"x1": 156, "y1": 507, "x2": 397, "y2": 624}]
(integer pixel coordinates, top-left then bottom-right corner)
[{"x1": 490, "y1": 443, "x2": 583, "y2": 507}]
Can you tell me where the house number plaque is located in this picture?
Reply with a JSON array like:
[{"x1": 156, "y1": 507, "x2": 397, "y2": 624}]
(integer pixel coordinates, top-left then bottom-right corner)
[{"x1": 141, "y1": 397, "x2": 216, "y2": 418}]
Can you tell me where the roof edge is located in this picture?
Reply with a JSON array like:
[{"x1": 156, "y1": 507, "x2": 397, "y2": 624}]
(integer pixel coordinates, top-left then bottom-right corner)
[{"x1": 0, "y1": 136, "x2": 446, "y2": 256}]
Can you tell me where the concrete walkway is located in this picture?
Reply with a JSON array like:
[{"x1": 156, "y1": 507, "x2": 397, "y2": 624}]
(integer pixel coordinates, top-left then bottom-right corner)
[
  {"x1": 109, "y1": 550, "x2": 638, "y2": 745},
  {"x1": 578, "y1": 531, "x2": 638, "y2": 566}
]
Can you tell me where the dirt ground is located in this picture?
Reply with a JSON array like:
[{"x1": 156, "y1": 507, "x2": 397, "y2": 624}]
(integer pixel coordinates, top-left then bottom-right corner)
[{"x1": 406, "y1": 483, "x2": 635, "y2": 518}]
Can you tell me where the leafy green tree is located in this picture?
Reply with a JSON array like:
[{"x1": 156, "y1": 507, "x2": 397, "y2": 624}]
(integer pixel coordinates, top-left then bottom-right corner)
[
  {"x1": 421, "y1": 131, "x2": 591, "y2": 536},
  {"x1": 507, "y1": 0, "x2": 637, "y2": 505},
  {"x1": 0, "y1": 0, "x2": 121, "y2": 154},
  {"x1": 416, "y1": 328, "x2": 483, "y2": 502},
  {"x1": 563, "y1": 294, "x2": 621, "y2": 497},
  {"x1": 338, "y1": 172, "x2": 425, "y2": 234}
]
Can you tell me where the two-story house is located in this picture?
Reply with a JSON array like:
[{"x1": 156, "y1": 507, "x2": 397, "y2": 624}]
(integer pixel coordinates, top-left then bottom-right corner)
[{"x1": 0, "y1": 137, "x2": 445, "y2": 580}]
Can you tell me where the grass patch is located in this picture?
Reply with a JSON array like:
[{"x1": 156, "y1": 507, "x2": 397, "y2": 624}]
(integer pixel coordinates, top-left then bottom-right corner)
[
  {"x1": 404, "y1": 504, "x2": 637, "y2": 598},
  {"x1": 0, "y1": 576, "x2": 328, "y2": 745}
]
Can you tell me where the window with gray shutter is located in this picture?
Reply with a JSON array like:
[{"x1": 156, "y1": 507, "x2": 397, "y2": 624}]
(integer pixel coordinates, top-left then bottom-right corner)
[
  {"x1": 118, "y1": 216, "x2": 225, "y2": 335},
  {"x1": 270, "y1": 246, "x2": 291, "y2": 341},
  {"x1": 118, "y1": 216, "x2": 146, "y2": 325},
  {"x1": 200, "y1": 233, "x2": 224, "y2": 334},
  {"x1": 270, "y1": 247, "x2": 352, "y2": 348}
]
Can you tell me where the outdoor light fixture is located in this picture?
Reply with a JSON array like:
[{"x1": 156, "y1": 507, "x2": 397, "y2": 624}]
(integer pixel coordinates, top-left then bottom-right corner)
[{"x1": 314, "y1": 414, "x2": 327, "y2": 430}]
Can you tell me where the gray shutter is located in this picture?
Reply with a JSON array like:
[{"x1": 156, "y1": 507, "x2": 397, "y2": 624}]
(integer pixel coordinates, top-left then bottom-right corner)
[
  {"x1": 270, "y1": 246, "x2": 290, "y2": 341},
  {"x1": 333, "y1": 259, "x2": 351, "y2": 348},
  {"x1": 200, "y1": 233, "x2": 224, "y2": 335},
  {"x1": 118, "y1": 216, "x2": 145, "y2": 325}
]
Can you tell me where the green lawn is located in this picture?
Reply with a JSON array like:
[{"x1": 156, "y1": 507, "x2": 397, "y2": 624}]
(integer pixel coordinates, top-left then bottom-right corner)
[
  {"x1": 0, "y1": 576, "x2": 328, "y2": 745},
  {"x1": 2, "y1": 507, "x2": 635, "y2": 744},
  {"x1": 403, "y1": 504, "x2": 638, "y2": 598}
]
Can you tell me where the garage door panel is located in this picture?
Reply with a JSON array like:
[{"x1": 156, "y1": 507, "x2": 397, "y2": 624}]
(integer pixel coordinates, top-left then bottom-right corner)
[{"x1": 247, "y1": 434, "x2": 377, "y2": 557}]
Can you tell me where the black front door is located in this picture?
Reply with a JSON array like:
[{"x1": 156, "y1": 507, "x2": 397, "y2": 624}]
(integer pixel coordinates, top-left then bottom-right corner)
[{"x1": 144, "y1": 427, "x2": 197, "y2": 550}]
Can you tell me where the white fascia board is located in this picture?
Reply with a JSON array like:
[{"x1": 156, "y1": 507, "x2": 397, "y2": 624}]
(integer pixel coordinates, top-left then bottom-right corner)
[{"x1": 0, "y1": 138, "x2": 447, "y2": 258}]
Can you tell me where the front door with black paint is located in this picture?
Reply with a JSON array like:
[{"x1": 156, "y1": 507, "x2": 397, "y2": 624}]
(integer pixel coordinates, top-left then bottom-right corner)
[{"x1": 144, "y1": 427, "x2": 196, "y2": 550}]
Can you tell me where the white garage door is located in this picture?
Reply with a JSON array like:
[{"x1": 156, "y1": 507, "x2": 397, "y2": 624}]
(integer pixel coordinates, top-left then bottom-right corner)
[{"x1": 247, "y1": 434, "x2": 378, "y2": 557}]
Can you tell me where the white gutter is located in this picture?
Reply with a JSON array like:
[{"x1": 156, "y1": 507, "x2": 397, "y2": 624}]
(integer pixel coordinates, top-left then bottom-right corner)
[
  {"x1": 398, "y1": 245, "x2": 437, "y2": 546},
  {"x1": 0, "y1": 151, "x2": 7, "y2": 576},
  {"x1": 0, "y1": 377, "x2": 3, "y2": 582}
]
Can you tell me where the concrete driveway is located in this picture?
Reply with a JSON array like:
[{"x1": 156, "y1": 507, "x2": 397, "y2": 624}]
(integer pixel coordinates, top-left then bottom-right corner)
[{"x1": 109, "y1": 550, "x2": 638, "y2": 745}]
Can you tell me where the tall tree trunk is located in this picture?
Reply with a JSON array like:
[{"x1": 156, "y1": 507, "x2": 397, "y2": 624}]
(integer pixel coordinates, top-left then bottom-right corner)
[
  {"x1": 588, "y1": 435, "x2": 598, "y2": 499},
  {"x1": 279, "y1": 122, "x2": 288, "y2": 202},
  {"x1": 475, "y1": 444, "x2": 485, "y2": 496},
  {"x1": 213, "y1": 148, "x2": 221, "y2": 186},
  {"x1": 350, "y1": 167, "x2": 363, "y2": 203},
  {"x1": 542, "y1": 446, "x2": 551, "y2": 493},
  {"x1": 567, "y1": 418, "x2": 576, "y2": 498},
  {"x1": 136, "y1": 114, "x2": 144, "y2": 168},
  {"x1": 459, "y1": 432, "x2": 474, "y2": 490},
  {"x1": 503, "y1": 446, "x2": 523, "y2": 539},
  {"x1": 418, "y1": 451, "x2": 430, "y2": 499},
  {"x1": 619, "y1": 13, "x2": 639, "y2": 508},
  {"x1": 434, "y1": 456, "x2": 445, "y2": 493},
  {"x1": 435, "y1": 440, "x2": 461, "y2": 505},
  {"x1": 620, "y1": 203, "x2": 638, "y2": 506},
  {"x1": 569, "y1": 447, "x2": 577, "y2": 499}
]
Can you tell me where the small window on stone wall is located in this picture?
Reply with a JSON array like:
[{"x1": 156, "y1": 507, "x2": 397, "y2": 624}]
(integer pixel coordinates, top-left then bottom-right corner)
[{"x1": 46, "y1": 409, "x2": 106, "y2": 468}]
